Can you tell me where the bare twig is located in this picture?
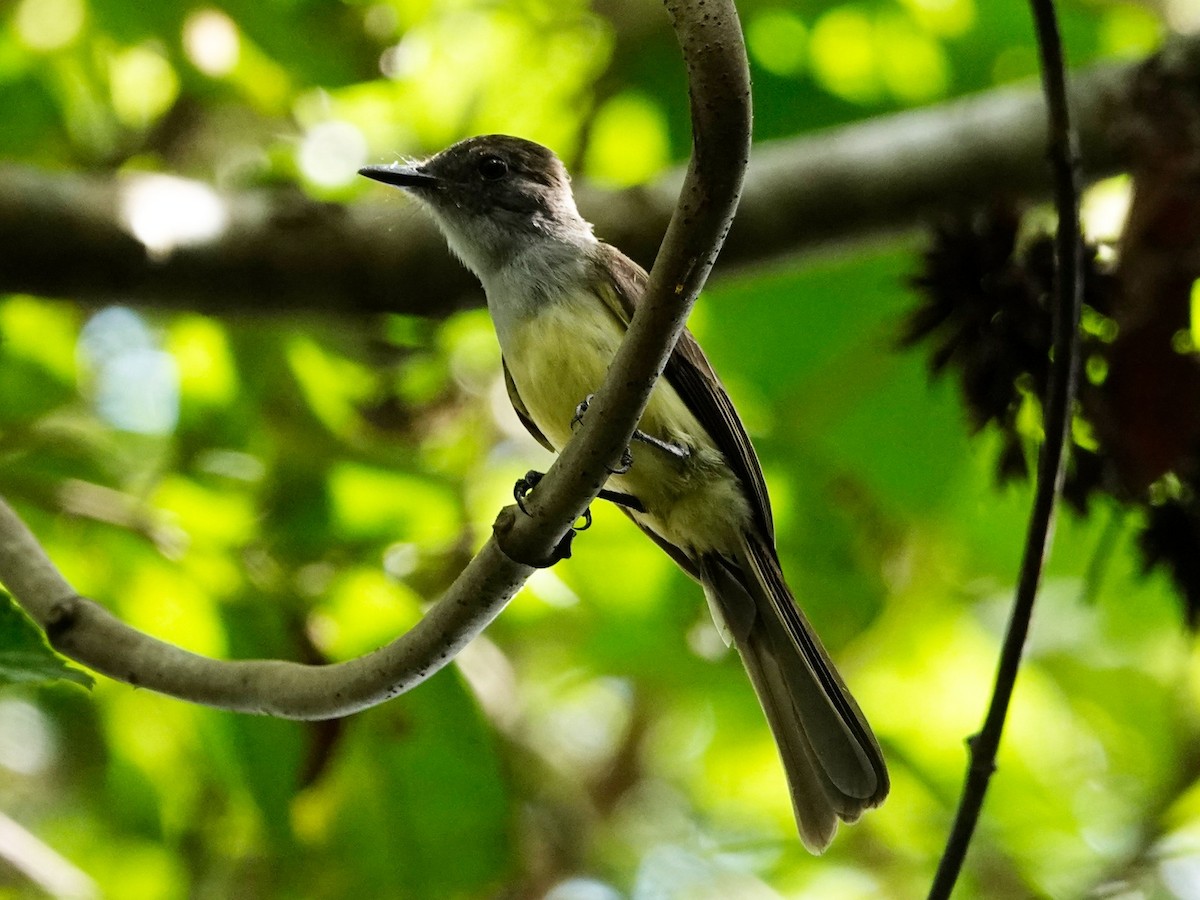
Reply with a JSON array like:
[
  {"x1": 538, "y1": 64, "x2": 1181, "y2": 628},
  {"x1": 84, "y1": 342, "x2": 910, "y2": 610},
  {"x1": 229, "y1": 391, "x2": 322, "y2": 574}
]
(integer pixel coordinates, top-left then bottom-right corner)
[
  {"x1": 0, "y1": 0, "x2": 751, "y2": 717},
  {"x1": 0, "y1": 43, "x2": 1178, "y2": 316},
  {"x1": 927, "y1": 1, "x2": 1084, "y2": 896},
  {"x1": 0, "y1": 811, "x2": 98, "y2": 900}
]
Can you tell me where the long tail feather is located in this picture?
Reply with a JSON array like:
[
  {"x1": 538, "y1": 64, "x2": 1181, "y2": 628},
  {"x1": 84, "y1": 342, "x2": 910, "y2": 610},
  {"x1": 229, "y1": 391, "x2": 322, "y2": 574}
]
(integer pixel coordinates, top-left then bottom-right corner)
[{"x1": 700, "y1": 536, "x2": 888, "y2": 853}]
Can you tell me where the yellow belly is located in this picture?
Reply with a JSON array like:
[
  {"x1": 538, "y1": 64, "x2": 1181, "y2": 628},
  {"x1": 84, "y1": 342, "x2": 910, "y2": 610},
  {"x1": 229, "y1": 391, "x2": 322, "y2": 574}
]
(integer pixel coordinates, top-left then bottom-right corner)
[{"x1": 504, "y1": 299, "x2": 751, "y2": 556}]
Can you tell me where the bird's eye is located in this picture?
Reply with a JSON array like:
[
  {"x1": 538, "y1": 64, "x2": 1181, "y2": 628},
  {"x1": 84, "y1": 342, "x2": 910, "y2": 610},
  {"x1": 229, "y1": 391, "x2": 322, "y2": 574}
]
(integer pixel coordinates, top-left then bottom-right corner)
[{"x1": 478, "y1": 155, "x2": 508, "y2": 181}]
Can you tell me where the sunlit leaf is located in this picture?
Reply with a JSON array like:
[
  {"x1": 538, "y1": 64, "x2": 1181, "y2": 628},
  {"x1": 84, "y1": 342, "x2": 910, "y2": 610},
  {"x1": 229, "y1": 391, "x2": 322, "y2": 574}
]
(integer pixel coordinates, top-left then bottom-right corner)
[{"x1": 0, "y1": 591, "x2": 93, "y2": 687}]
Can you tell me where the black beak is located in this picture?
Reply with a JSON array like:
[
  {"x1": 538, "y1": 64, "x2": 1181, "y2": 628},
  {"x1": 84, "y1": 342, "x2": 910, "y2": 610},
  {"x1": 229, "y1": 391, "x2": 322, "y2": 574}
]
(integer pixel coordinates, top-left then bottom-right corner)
[{"x1": 358, "y1": 164, "x2": 439, "y2": 189}]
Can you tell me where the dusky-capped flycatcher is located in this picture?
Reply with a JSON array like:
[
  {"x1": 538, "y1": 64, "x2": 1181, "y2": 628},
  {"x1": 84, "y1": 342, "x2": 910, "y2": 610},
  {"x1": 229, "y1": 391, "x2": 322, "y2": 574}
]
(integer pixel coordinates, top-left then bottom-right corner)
[{"x1": 360, "y1": 135, "x2": 888, "y2": 851}]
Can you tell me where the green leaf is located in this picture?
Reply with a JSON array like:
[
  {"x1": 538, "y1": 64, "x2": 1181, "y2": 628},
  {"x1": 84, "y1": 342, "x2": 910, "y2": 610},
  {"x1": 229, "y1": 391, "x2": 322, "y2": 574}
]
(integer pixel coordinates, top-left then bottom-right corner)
[
  {"x1": 0, "y1": 591, "x2": 94, "y2": 688},
  {"x1": 319, "y1": 671, "x2": 514, "y2": 898}
]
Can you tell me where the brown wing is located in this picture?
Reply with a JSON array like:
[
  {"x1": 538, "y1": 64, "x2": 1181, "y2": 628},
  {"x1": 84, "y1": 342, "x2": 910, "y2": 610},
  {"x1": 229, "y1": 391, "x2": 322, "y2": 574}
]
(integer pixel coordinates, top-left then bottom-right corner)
[
  {"x1": 594, "y1": 243, "x2": 776, "y2": 543},
  {"x1": 502, "y1": 357, "x2": 555, "y2": 453}
]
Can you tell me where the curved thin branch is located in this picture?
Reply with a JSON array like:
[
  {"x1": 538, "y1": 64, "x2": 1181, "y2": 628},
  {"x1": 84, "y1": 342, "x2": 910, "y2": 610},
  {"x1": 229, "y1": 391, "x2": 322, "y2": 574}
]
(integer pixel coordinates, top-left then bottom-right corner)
[
  {"x1": 0, "y1": 0, "x2": 751, "y2": 718},
  {"x1": 928, "y1": 0, "x2": 1084, "y2": 895},
  {"x1": 0, "y1": 46, "x2": 1174, "y2": 317},
  {"x1": 1, "y1": 496, "x2": 530, "y2": 716},
  {"x1": 500, "y1": 0, "x2": 751, "y2": 546}
]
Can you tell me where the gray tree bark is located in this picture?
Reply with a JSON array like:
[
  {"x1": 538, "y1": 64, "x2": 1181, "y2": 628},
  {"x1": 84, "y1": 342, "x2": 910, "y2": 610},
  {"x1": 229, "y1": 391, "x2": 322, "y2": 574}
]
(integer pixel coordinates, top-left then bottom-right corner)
[{"x1": 0, "y1": 50, "x2": 1151, "y2": 319}]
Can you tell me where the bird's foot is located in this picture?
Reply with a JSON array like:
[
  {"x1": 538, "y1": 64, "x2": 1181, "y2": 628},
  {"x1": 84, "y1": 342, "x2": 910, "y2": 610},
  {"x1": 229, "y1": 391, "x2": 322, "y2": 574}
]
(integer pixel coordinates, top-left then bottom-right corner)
[
  {"x1": 513, "y1": 469, "x2": 644, "y2": 519},
  {"x1": 570, "y1": 394, "x2": 594, "y2": 431},
  {"x1": 513, "y1": 469, "x2": 544, "y2": 515},
  {"x1": 571, "y1": 395, "x2": 634, "y2": 475},
  {"x1": 608, "y1": 447, "x2": 634, "y2": 475},
  {"x1": 513, "y1": 469, "x2": 594, "y2": 531}
]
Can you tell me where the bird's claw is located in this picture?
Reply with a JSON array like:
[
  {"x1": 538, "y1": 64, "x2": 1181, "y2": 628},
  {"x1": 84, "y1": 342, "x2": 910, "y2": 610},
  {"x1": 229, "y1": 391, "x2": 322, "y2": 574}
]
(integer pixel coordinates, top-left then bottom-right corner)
[
  {"x1": 608, "y1": 447, "x2": 634, "y2": 475},
  {"x1": 570, "y1": 394, "x2": 595, "y2": 431},
  {"x1": 513, "y1": 468, "x2": 594, "y2": 531},
  {"x1": 513, "y1": 469, "x2": 544, "y2": 515}
]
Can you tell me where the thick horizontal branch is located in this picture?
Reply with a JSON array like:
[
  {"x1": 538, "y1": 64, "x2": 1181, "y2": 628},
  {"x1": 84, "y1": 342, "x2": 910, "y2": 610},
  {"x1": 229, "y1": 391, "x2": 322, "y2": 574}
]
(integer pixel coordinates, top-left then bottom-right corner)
[{"x1": 0, "y1": 48, "x2": 1163, "y2": 318}]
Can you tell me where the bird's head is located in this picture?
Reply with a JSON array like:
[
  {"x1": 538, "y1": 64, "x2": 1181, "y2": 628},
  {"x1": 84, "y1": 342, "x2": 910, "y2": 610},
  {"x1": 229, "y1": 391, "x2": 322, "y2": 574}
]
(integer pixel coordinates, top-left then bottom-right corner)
[{"x1": 360, "y1": 135, "x2": 593, "y2": 279}]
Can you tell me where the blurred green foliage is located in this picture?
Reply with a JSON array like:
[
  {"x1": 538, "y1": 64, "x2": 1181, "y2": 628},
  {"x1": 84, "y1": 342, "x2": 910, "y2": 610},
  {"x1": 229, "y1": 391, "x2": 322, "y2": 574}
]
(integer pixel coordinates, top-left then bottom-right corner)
[{"x1": 0, "y1": 0, "x2": 1192, "y2": 898}]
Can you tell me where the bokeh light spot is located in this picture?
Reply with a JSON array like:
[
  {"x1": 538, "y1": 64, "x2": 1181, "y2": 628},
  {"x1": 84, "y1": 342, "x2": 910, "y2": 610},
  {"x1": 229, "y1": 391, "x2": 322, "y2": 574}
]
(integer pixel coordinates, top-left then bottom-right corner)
[
  {"x1": 810, "y1": 7, "x2": 881, "y2": 105},
  {"x1": 299, "y1": 120, "x2": 369, "y2": 188},
  {"x1": 380, "y1": 32, "x2": 432, "y2": 80},
  {"x1": 1099, "y1": 6, "x2": 1163, "y2": 58},
  {"x1": 0, "y1": 699, "x2": 56, "y2": 775},
  {"x1": 183, "y1": 9, "x2": 240, "y2": 77},
  {"x1": 1163, "y1": 0, "x2": 1200, "y2": 34},
  {"x1": 362, "y1": 3, "x2": 398, "y2": 41},
  {"x1": 120, "y1": 173, "x2": 229, "y2": 258},
  {"x1": 1081, "y1": 175, "x2": 1132, "y2": 244},
  {"x1": 14, "y1": 0, "x2": 84, "y2": 52},
  {"x1": 583, "y1": 92, "x2": 669, "y2": 187},
  {"x1": 79, "y1": 307, "x2": 180, "y2": 435},
  {"x1": 544, "y1": 878, "x2": 623, "y2": 900},
  {"x1": 879, "y1": 17, "x2": 950, "y2": 104},
  {"x1": 109, "y1": 44, "x2": 179, "y2": 127},
  {"x1": 747, "y1": 9, "x2": 808, "y2": 77},
  {"x1": 95, "y1": 348, "x2": 179, "y2": 434},
  {"x1": 898, "y1": 0, "x2": 976, "y2": 37}
]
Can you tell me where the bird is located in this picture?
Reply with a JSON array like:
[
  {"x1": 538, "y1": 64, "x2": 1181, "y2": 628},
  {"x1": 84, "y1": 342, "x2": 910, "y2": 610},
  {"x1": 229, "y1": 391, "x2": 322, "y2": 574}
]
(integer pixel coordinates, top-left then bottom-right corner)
[{"x1": 359, "y1": 135, "x2": 888, "y2": 851}]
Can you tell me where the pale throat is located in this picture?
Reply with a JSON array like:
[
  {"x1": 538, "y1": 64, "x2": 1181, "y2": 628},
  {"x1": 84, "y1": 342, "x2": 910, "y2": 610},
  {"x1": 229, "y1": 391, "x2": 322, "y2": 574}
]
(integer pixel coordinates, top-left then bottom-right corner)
[
  {"x1": 479, "y1": 231, "x2": 601, "y2": 351},
  {"x1": 433, "y1": 198, "x2": 595, "y2": 304}
]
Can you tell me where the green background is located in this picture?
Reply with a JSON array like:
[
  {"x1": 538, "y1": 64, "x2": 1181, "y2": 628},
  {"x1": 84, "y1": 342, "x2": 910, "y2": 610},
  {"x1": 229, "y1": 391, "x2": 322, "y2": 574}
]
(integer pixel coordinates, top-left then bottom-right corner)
[{"x1": 0, "y1": 0, "x2": 1190, "y2": 897}]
